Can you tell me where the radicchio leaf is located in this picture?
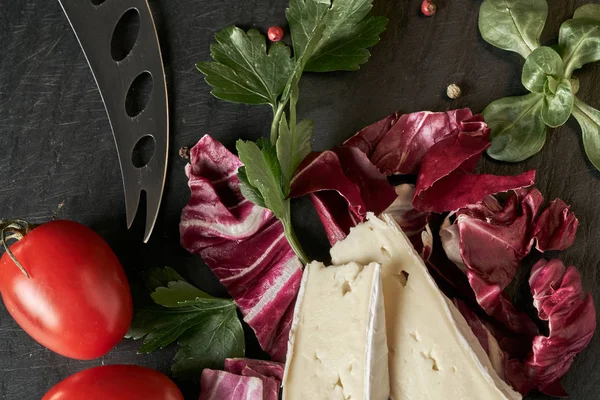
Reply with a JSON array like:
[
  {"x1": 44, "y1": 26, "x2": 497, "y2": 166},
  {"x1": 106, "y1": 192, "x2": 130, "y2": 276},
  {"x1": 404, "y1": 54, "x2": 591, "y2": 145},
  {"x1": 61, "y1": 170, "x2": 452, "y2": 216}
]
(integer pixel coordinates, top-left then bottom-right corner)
[
  {"x1": 451, "y1": 260, "x2": 594, "y2": 397},
  {"x1": 199, "y1": 369, "x2": 264, "y2": 400},
  {"x1": 504, "y1": 259, "x2": 596, "y2": 396},
  {"x1": 289, "y1": 146, "x2": 396, "y2": 245},
  {"x1": 458, "y1": 189, "x2": 543, "y2": 292},
  {"x1": 240, "y1": 367, "x2": 279, "y2": 400},
  {"x1": 345, "y1": 108, "x2": 535, "y2": 213},
  {"x1": 420, "y1": 223, "x2": 433, "y2": 262},
  {"x1": 383, "y1": 184, "x2": 429, "y2": 236},
  {"x1": 440, "y1": 187, "x2": 591, "y2": 396},
  {"x1": 439, "y1": 217, "x2": 466, "y2": 273},
  {"x1": 222, "y1": 358, "x2": 284, "y2": 400},
  {"x1": 441, "y1": 189, "x2": 543, "y2": 337},
  {"x1": 466, "y1": 274, "x2": 539, "y2": 339},
  {"x1": 440, "y1": 188, "x2": 582, "y2": 340},
  {"x1": 344, "y1": 108, "x2": 473, "y2": 174},
  {"x1": 383, "y1": 183, "x2": 433, "y2": 255},
  {"x1": 532, "y1": 199, "x2": 579, "y2": 252},
  {"x1": 412, "y1": 115, "x2": 536, "y2": 213},
  {"x1": 179, "y1": 137, "x2": 271, "y2": 250},
  {"x1": 224, "y1": 358, "x2": 285, "y2": 383},
  {"x1": 180, "y1": 135, "x2": 303, "y2": 361},
  {"x1": 523, "y1": 259, "x2": 596, "y2": 394}
]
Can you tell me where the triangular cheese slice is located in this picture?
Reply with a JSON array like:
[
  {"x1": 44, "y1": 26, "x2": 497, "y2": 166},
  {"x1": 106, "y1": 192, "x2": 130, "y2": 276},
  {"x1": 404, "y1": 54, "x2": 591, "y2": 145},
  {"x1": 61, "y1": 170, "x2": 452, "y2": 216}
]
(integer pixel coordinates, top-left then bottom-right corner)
[
  {"x1": 330, "y1": 214, "x2": 522, "y2": 400},
  {"x1": 283, "y1": 261, "x2": 389, "y2": 400}
]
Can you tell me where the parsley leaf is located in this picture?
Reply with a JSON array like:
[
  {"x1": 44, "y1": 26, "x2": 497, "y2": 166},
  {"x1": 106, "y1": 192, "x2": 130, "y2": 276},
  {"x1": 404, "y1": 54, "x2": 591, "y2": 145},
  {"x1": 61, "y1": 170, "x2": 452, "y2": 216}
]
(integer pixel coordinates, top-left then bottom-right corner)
[
  {"x1": 286, "y1": 0, "x2": 330, "y2": 62},
  {"x1": 152, "y1": 281, "x2": 213, "y2": 306},
  {"x1": 236, "y1": 138, "x2": 286, "y2": 219},
  {"x1": 236, "y1": 138, "x2": 309, "y2": 263},
  {"x1": 127, "y1": 268, "x2": 245, "y2": 380},
  {"x1": 171, "y1": 305, "x2": 242, "y2": 380},
  {"x1": 145, "y1": 266, "x2": 184, "y2": 291},
  {"x1": 196, "y1": 27, "x2": 294, "y2": 106},
  {"x1": 277, "y1": 113, "x2": 313, "y2": 192},
  {"x1": 287, "y1": 0, "x2": 388, "y2": 72},
  {"x1": 237, "y1": 166, "x2": 267, "y2": 208}
]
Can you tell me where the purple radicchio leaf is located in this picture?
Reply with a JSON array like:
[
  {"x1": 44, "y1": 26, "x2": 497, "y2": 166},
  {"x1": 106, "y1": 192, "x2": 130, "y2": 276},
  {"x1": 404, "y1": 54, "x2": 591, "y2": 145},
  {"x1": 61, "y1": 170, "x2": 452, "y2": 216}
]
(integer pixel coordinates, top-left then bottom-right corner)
[
  {"x1": 526, "y1": 259, "x2": 595, "y2": 394},
  {"x1": 412, "y1": 114, "x2": 536, "y2": 213},
  {"x1": 180, "y1": 135, "x2": 303, "y2": 362},
  {"x1": 420, "y1": 223, "x2": 433, "y2": 262},
  {"x1": 532, "y1": 199, "x2": 579, "y2": 252},
  {"x1": 199, "y1": 369, "x2": 264, "y2": 400},
  {"x1": 344, "y1": 108, "x2": 535, "y2": 214},
  {"x1": 441, "y1": 188, "x2": 545, "y2": 338},
  {"x1": 239, "y1": 367, "x2": 279, "y2": 400},
  {"x1": 224, "y1": 358, "x2": 284, "y2": 383},
  {"x1": 383, "y1": 184, "x2": 429, "y2": 236},
  {"x1": 383, "y1": 183, "x2": 432, "y2": 256},
  {"x1": 344, "y1": 108, "x2": 473, "y2": 175},
  {"x1": 450, "y1": 260, "x2": 595, "y2": 397},
  {"x1": 440, "y1": 188, "x2": 582, "y2": 340},
  {"x1": 506, "y1": 259, "x2": 596, "y2": 396},
  {"x1": 440, "y1": 187, "x2": 591, "y2": 396},
  {"x1": 289, "y1": 146, "x2": 396, "y2": 245}
]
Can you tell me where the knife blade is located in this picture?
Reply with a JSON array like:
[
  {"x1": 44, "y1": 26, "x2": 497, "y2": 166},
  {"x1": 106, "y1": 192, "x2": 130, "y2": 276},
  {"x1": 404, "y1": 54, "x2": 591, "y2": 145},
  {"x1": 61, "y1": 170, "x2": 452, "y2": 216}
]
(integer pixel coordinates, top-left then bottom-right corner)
[{"x1": 58, "y1": 0, "x2": 169, "y2": 243}]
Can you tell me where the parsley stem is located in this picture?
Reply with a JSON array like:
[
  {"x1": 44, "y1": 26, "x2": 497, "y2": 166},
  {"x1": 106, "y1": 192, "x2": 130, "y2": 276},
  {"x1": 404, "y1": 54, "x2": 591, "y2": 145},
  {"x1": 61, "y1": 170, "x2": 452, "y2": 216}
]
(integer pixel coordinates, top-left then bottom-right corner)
[
  {"x1": 270, "y1": 102, "x2": 287, "y2": 145},
  {"x1": 282, "y1": 201, "x2": 308, "y2": 264}
]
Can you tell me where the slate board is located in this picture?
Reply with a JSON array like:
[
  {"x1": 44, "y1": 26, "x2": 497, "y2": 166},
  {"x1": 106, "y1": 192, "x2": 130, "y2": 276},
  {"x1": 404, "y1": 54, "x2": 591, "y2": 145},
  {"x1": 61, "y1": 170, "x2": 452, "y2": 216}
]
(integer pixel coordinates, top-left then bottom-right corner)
[{"x1": 1, "y1": 0, "x2": 599, "y2": 398}]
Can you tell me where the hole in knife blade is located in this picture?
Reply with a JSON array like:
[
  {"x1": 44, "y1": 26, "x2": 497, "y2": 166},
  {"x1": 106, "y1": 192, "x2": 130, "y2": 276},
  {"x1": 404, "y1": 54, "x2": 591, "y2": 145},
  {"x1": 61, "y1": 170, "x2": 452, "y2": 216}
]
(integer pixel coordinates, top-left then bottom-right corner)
[
  {"x1": 126, "y1": 71, "x2": 153, "y2": 117},
  {"x1": 111, "y1": 8, "x2": 140, "y2": 62},
  {"x1": 91, "y1": 0, "x2": 106, "y2": 5},
  {"x1": 131, "y1": 135, "x2": 156, "y2": 168}
]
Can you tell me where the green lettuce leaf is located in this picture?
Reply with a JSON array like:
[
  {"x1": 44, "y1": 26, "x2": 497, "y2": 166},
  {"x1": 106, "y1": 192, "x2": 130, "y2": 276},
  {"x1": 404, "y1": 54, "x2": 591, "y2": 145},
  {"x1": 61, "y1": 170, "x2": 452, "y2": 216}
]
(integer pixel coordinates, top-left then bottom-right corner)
[
  {"x1": 572, "y1": 98, "x2": 600, "y2": 171},
  {"x1": 574, "y1": 4, "x2": 600, "y2": 21},
  {"x1": 479, "y1": 0, "x2": 547, "y2": 58},
  {"x1": 521, "y1": 46, "x2": 564, "y2": 93},
  {"x1": 559, "y1": 18, "x2": 600, "y2": 77},
  {"x1": 484, "y1": 93, "x2": 547, "y2": 162}
]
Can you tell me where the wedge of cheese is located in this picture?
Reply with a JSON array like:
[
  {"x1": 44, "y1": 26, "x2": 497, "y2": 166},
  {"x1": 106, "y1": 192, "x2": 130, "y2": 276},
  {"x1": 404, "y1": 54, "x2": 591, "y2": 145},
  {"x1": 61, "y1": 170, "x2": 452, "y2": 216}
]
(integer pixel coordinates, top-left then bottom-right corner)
[
  {"x1": 283, "y1": 261, "x2": 389, "y2": 400},
  {"x1": 330, "y1": 214, "x2": 522, "y2": 400}
]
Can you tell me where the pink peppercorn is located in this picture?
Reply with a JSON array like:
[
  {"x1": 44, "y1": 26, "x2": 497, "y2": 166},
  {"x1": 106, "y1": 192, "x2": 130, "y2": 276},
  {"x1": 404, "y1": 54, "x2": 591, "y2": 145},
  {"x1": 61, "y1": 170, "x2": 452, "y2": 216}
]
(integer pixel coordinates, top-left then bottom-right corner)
[
  {"x1": 421, "y1": 0, "x2": 437, "y2": 16},
  {"x1": 268, "y1": 26, "x2": 284, "y2": 42}
]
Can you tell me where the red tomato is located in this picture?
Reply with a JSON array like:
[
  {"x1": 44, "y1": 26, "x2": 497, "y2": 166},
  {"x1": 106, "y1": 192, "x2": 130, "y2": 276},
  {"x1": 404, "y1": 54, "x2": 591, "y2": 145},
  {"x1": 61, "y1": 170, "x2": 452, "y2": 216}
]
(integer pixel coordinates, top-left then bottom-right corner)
[
  {"x1": 0, "y1": 220, "x2": 132, "y2": 359},
  {"x1": 42, "y1": 365, "x2": 184, "y2": 400}
]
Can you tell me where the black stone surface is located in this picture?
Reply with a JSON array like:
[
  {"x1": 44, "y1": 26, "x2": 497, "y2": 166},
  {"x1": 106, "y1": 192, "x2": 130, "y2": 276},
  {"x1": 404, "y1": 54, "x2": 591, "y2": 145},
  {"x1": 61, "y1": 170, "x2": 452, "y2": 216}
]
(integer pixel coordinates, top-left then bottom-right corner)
[{"x1": 1, "y1": 0, "x2": 599, "y2": 398}]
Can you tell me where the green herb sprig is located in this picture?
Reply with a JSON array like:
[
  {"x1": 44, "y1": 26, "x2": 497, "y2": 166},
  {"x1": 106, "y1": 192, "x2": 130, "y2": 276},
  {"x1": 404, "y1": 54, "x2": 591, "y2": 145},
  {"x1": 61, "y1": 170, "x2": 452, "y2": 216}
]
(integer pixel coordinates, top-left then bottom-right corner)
[
  {"x1": 127, "y1": 267, "x2": 245, "y2": 380},
  {"x1": 196, "y1": 0, "x2": 388, "y2": 263},
  {"x1": 479, "y1": 1, "x2": 600, "y2": 170}
]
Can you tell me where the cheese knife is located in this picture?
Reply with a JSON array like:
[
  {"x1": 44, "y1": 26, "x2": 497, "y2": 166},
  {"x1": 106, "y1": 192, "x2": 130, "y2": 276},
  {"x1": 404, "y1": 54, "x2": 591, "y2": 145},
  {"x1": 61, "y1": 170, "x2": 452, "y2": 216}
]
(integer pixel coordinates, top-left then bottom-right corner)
[{"x1": 58, "y1": 0, "x2": 169, "y2": 243}]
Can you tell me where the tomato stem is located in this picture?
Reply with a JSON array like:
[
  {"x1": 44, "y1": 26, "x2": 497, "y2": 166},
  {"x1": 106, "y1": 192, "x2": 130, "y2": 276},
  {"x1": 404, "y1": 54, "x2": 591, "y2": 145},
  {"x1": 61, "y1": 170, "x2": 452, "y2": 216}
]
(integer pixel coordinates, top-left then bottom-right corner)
[{"x1": 0, "y1": 219, "x2": 34, "y2": 278}]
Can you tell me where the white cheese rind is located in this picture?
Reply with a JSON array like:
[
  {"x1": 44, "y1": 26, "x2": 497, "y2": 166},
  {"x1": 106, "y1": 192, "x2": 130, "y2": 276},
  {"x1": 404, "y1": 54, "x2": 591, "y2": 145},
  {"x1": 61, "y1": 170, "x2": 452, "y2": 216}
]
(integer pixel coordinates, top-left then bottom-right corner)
[
  {"x1": 330, "y1": 213, "x2": 522, "y2": 400},
  {"x1": 365, "y1": 262, "x2": 389, "y2": 399},
  {"x1": 283, "y1": 261, "x2": 389, "y2": 400}
]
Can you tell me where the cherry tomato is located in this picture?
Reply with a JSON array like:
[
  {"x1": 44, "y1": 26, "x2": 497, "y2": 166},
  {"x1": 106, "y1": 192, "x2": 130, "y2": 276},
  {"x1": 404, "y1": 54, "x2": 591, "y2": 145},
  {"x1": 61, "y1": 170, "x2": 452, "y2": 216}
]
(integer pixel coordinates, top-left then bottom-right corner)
[
  {"x1": 42, "y1": 365, "x2": 184, "y2": 400},
  {"x1": 0, "y1": 220, "x2": 132, "y2": 359}
]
